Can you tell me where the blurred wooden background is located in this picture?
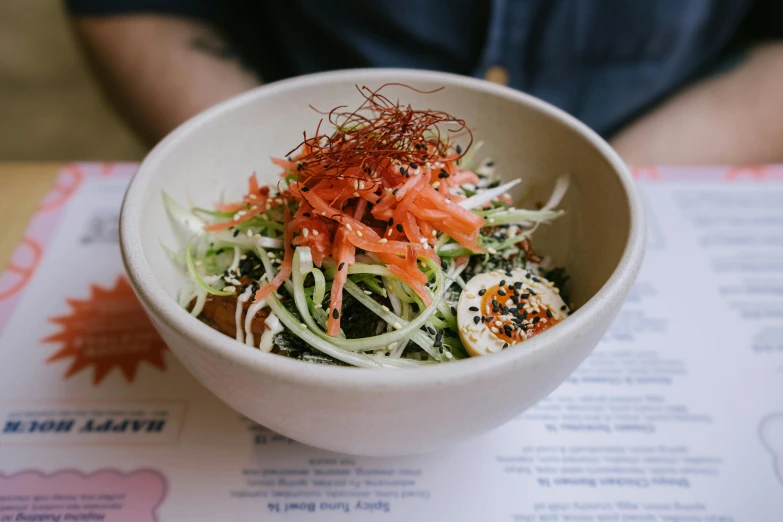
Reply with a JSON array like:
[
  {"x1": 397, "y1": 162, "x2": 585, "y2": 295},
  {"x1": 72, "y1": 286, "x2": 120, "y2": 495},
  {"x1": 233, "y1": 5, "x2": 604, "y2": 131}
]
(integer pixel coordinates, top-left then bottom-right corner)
[{"x1": 0, "y1": 1, "x2": 145, "y2": 161}]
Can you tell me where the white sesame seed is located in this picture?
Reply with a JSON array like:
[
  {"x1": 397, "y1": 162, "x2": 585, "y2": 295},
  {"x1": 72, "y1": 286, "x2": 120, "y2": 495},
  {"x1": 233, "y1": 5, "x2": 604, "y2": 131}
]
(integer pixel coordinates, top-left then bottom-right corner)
[
  {"x1": 495, "y1": 320, "x2": 503, "y2": 327},
  {"x1": 393, "y1": 322, "x2": 402, "y2": 330},
  {"x1": 300, "y1": 323, "x2": 308, "y2": 329},
  {"x1": 312, "y1": 229, "x2": 319, "y2": 236},
  {"x1": 353, "y1": 192, "x2": 360, "y2": 197},
  {"x1": 469, "y1": 333, "x2": 478, "y2": 342},
  {"x1": 419, "y1": 237, "x2": 428, "y2": 243},
  {"x1": 432, "y1": 181, "x2": 440, "y2": 189},
  {"x1": 267, "y1": 252, "x2": 276, "y2": 258},
  {"x1": 303, "y1": 228, "x2": 309, "y2": 237},
  {"x1": 378, "y1": 238, "x2": 388, "y2": 244},
  {"x1": 364, "y1": 290, "x2": 372, "y2": 295},
  {"x1": 357, "y1": 230, "x2": 363, "y2": 237},
  {"x1": 359, "y1": 181, "x2": 365, "y2": 190},
  {"x1": 387, "y1": 229, "x2": 393, "y2": 236},
  {"x1": 488, "y1": 247, "x2": 497, "y2": 255},
  {"x1": 224, "y1": 286, "x2": 236, "y2": 293},
  {"x1": 491, "y1": 327, "x2": 499, "y2": 333},
  {"x1": 489, "y1": 218, "x2": 495, "y2": 224},
  {"x1": 466, "y1": 293, "x2": 476, "y2": 299},
  {"x1": 246, "y1": 229, "x2": 253, "y2": 237},
  {"x1": 381, "y1": 305, "x2": 390, "y2": 312},
  {"x1": 445, "y1": 198, "x2": 452, "y2": 204},
  {"x1": 346, "y1": 224, "x2": 353, "y2": 231}
]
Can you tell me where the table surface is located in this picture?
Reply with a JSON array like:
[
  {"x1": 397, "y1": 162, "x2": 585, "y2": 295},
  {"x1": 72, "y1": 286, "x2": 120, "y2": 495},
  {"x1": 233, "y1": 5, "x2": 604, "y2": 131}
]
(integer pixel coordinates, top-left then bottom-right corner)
[{"x1": 0, "y1": 162, "x2": 61, "y2": 272}]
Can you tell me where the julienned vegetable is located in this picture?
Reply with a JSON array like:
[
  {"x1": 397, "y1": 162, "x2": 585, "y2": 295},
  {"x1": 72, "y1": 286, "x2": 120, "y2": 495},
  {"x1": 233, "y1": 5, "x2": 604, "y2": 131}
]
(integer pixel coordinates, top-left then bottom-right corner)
[{"x1": 163, "y1": 84, "x2": 571, "y2": 368}]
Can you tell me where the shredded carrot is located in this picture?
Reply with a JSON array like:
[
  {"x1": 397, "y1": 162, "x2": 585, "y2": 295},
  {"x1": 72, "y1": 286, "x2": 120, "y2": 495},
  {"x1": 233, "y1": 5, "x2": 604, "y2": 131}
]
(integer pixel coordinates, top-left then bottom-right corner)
[{"x1": 209, "y1": 84, "x2": 488, "y2": 336}]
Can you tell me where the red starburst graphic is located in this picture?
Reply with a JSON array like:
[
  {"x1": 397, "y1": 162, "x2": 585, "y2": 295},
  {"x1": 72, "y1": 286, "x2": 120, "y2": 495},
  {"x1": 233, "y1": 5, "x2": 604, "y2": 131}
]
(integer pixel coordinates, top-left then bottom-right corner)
[{"x1": 43, "y1": 277, "x2": 167, "y2": 384}]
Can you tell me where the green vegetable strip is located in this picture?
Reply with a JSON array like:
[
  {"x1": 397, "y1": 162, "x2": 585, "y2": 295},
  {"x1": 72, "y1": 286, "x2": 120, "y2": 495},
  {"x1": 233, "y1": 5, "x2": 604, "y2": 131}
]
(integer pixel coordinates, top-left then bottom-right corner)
[{"x1": 185, "y1": 240, "x2": 234, "y2": 296}]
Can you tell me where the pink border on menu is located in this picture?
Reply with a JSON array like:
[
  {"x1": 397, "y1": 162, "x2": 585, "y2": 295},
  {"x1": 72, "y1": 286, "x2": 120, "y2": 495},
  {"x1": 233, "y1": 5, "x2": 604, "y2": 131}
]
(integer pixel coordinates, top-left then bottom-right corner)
[{"x1": 0, "y1": 163, "x2": 138, "y2": 337}]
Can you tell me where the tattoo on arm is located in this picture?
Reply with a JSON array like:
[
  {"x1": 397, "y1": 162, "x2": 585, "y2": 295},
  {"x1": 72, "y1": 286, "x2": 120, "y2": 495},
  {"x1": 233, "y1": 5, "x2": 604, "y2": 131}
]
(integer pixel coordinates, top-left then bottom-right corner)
[{"x1": 190, "y1": 36, "x2": 253, "y2": 71}]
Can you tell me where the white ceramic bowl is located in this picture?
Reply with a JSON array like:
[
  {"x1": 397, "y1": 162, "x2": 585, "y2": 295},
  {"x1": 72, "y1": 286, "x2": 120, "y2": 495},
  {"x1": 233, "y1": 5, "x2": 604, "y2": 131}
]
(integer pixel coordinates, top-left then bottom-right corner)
[{"x1": 120, "y1": 69, "x2": 645, "y2": 456}]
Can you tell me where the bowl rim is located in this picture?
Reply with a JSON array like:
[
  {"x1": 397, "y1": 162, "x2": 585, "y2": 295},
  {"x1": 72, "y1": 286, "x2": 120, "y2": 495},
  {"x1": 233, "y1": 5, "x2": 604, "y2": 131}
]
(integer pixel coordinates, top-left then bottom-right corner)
[{"x1": 120, "y1": 68, "x2": 646, "y2": 389}]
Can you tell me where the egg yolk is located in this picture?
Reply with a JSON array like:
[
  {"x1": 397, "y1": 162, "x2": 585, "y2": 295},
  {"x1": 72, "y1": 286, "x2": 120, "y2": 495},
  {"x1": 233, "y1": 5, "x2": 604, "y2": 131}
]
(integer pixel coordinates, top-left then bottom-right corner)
[{"x1": 480, "y1": 284, "x2": 560, "y2": 344}]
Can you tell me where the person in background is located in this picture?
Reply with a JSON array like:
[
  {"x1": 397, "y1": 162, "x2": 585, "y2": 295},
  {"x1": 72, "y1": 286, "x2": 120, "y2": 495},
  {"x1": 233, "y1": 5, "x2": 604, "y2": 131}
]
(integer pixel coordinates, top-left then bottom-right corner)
[{"x1": 66, "y1": 0, "x2": 783, "y2": 165}]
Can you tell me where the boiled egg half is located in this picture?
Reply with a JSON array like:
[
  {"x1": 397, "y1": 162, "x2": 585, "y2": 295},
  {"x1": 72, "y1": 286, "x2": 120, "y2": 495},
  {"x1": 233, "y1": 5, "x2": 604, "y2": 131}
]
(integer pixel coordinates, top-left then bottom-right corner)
[{"x1": 457, "y1": 268, "x2": 570, "y2": 356}]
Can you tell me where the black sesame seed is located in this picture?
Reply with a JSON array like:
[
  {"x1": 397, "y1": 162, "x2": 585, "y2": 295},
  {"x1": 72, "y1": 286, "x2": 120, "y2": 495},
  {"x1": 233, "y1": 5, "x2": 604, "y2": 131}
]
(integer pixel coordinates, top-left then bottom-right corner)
[
  {"x1": 389, "y1": 218, "x2": 394, "y2": 225},
  {"x1": 409, "y1": 162, "x2": 418, "y2": 169},
  {"x1": 450, "y1": 306, "x2": 457, "y2": 316},
  {"x1": 301, "y1": 186, "x2": 310, "y2": 192},
  {"x1": 478, "y1": 289, "x2": 486, "y2": 296},
  {"x1": 499, "y1": 280, "x2": 506, "y2": 287},
  {"x1": 546, "y1": 309, "x2": 553, "y2": 318},
  {"x1": 473, "y1": 316, "x2": 480, "y2": 324},
  {"x1": 332, "y1": 309, "x2": 340, "y2": 319},
  {"x1": 376, "y1": 198, "x2": 382, "y2": 204},
  {"x1": 520, "y1": 293, "x2": 530, "y2": 299},
  {"x1": 435, "y1": 331, "x2": 443, "y2": 341},
  {"x1": 503, "y1": 325, "x2": 512, "y2": 335},
  {"x1": 233, "y1": 229, "x2": 240, "y2": 237},
  {"x1": 396, "y1": 224, "x2": 404, "y2": 232},
  {"x1": 514, "y1": 282, "x2": 523, "y2": 289},
  {"x1": 469, "y1": 306, "x2": 479, "y2": 312},
  {"x1": 486, "y1": 161, "x2": 495, "y2": 167},
  {"x1": 561, "y1": 305, "x2": 567, "y2": 310},
  {"x1": 492, "y1": 299, "x2": 499, "y2": 307},
  {"x1": 522, "y1": 310, "x2": 528, "y2": 320},
  {"x1": 338, "y1": 262, "x2": 345, "y2": 271},
  {"x1": 503, "y1": 342, "x2": 509, "y2": 349},
  {"x1": 427, "y1": 326, "x2": 436, "y2": 335},
  {"x1": 498, "y1": 289, "x2": 506, "y2": 296},
  {"x1": 392, "y1": 188, "x2": 399, "y2": 195},
  {"x1": 441, "y1": 260, "x2": 448, "y2": 270},
  {"x1": 434, "y1": 340, "x2": 442, "y2": 348},
  {"x1": 455, "y1": 144, "x2": 462, "y2": 154},
  {"x1": 532, "y1": 316, "x2": 540, "y2": 324}
]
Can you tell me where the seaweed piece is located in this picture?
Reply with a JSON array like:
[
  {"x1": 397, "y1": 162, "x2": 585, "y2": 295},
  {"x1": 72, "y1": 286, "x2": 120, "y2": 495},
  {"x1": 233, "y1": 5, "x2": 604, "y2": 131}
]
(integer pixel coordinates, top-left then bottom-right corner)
[
  {"x1": 271, "y1": 328, "x2": 347, "y2": 366},
  {"x1": 322, "y1": 283, "x2": 384, "y2": 340},
  {"x1": 462, "y1": 252, "x2": 527, "y2": 281}
]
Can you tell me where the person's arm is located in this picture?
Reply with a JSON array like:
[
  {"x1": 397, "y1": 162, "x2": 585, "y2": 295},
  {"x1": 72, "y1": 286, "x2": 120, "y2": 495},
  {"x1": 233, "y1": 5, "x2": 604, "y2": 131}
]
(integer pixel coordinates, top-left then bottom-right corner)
[
  {"x1": 610, "y1": 42, "x2": 783, "y2": 165},
  {"x1": 71, "y1": 15, "x2": 261, "y2": 144}
]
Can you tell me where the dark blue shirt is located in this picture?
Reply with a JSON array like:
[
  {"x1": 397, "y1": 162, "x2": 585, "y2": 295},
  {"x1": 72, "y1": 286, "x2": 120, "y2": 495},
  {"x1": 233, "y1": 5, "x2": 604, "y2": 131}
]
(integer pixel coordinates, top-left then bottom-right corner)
[{"x1": 67, "y1": 0, "x2": 779, "y2": 136}]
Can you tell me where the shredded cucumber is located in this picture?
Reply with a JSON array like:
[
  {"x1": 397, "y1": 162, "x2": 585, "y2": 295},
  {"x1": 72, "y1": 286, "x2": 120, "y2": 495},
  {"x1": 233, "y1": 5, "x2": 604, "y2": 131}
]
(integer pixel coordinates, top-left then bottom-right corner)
[{"x1": 185, "y1": 240, "x2": 235, "y2": 296}]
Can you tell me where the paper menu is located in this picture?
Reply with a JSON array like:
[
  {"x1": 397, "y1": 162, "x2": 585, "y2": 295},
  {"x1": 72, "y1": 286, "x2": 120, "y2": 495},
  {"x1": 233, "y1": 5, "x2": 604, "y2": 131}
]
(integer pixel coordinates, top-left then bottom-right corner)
[{"x1": 0, "y1": 164, "x2": 782, "y2": 522}]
